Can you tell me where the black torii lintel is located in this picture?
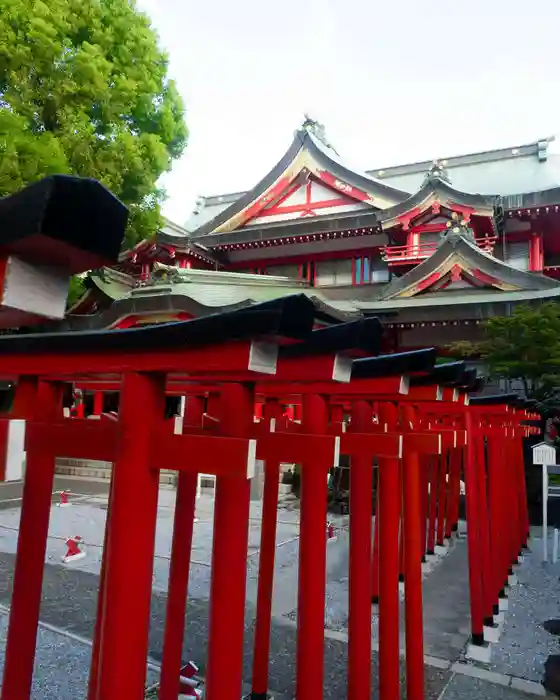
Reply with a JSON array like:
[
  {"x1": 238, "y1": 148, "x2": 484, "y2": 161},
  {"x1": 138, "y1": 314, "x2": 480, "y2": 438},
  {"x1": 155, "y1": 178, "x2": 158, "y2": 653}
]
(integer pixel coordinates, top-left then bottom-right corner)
[
  {"x1": 469, "y1": 392, "x2": 520, "y2": 406},
  {"x1": 351, "y1": 347, "x2": 437, "y2": 379},
  {"x1": 409, "y1": 360, "x2": 467, "y2": 387},
  {"x1": 280, "y1": 317, "x2": 383, "y2": 358}
]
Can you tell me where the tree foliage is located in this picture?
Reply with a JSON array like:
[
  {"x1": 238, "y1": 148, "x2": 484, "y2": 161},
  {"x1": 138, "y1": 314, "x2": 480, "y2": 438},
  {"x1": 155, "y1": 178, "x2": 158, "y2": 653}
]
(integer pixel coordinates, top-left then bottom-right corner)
[
  {"x1": 67, "y1": 275, "x2": 86, "y2": 309},
  {"x1": 450, "y1": 303, "x2": 560, "y2": 405},
  {"x1": 483, "y1": 303, "x2": 560, "y2": 386},
  {"x1": 0, "y1": 0, "x2": 187, "y2": 248}
]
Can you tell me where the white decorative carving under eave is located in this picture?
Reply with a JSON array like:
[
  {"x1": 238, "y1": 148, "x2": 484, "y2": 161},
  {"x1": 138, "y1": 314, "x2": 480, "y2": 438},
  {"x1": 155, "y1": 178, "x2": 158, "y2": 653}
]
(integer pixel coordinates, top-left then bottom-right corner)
[{"x1": 532, "y1": 441, "x2": 557, "y2": 465}]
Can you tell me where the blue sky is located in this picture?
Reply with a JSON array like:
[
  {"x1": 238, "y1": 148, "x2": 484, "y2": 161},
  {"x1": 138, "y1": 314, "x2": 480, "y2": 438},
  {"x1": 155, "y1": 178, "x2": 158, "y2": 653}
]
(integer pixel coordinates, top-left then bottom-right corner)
[{"x1": 137, "y1": 0, "x2": 560, "y2": 227}]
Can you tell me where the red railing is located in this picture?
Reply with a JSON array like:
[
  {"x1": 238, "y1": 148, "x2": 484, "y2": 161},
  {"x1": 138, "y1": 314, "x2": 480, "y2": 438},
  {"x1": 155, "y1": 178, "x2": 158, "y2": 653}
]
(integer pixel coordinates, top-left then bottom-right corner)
[{"x1": 381, "y1": 236, "x2": 497, "y2": 266}]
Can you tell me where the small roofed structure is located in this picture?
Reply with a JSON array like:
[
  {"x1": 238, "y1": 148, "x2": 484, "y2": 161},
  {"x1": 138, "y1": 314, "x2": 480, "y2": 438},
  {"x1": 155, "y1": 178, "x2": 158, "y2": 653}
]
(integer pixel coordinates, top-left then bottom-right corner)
[{"x1": 0, "y1": 175, "x2": 127, "y2": 328}]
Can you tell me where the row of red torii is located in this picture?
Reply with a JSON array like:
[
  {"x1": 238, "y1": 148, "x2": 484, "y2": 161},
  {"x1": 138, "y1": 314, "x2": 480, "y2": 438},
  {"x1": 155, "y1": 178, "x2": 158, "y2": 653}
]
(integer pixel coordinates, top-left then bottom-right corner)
[{"x1": 0, "y1": 295, "x2": 536, "y2": 700}]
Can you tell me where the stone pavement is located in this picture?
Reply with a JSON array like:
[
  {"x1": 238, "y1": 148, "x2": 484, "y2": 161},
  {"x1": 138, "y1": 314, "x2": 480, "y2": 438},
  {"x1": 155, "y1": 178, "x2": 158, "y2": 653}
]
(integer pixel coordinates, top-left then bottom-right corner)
[
  {"x1": 438, "y1": 673, "x2": 536, "y2": 700},
  {"x1": 0, "y1": 479, "x2": 553, "y2": 699}
]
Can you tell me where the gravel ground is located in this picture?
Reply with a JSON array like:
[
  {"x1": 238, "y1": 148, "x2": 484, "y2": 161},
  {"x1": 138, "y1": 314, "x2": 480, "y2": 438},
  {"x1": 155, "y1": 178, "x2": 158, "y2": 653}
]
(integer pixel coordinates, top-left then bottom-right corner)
[
  {"x1": 0, "y1": 550, "x2": 453, "y2": 700},
  {"x1": 0, "y1": 493, "x2": 308, "y2": 603},
  {"x1": 0, "y1": 486, "x2": 547, "y2": 699},
  {"x1": 0, "y1": 611, "x2": 159, "y2": 700},
  {"x1": 439, "y1": 674, "x2": 535, "y2": 700},
  {"x1": 486, "y1": 532, "x2": 560, "y2": 683}
]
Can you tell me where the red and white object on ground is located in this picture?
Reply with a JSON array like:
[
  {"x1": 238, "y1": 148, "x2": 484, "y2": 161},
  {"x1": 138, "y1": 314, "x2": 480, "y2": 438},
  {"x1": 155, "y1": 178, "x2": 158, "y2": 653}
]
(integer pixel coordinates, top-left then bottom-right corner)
[
  {"x1": 62, "y1": 535, "x2": 85, "y2": 564},
  {"x1": 57, "y1": 490, "x2": 70, "y2": 507},
  {"x1": 326, "y1": 522, "x2": 336, "y2": 542},
  {"x1": 179, "y1": 660, "x2": 203, "y2": 698}
]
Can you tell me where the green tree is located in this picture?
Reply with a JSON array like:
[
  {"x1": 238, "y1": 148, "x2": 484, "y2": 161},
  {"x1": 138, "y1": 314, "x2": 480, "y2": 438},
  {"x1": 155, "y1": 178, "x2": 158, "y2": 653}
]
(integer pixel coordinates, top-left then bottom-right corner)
[
  {"x1": 67, "y1": 274, "x2": 86, "y2": 309},
  {"x1": 450, "y1": 302, "x2": 560, "y2": 404},
  {"x1": 0, "y1": 0, "x2": 187, "y2": 249}
]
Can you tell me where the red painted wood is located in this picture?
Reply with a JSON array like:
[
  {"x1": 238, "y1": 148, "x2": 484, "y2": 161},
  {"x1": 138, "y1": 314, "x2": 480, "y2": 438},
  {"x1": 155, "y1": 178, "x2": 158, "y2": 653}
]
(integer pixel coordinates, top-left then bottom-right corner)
[
  {"x1": 426, "y1": 456, "x2": 438, "y2": 554},
  {"x1": 402, "y1": 443, "x2": 425, "y2": 700},
  {"x1": 257, "y1": 196, "x2": 352, "y2": 218},
  {"x1": 464, "y1": 411, "x2": 485, "y2": 642},
  {"x1": 487, "y1": 437, "x2": 506, "y2": 613},
  {"x1": 348, "y1": 400, "x2": 374, "y2": 700},
  {"x1": 371, "y1": 488, "x2": 380, "y2": 598},
  {"x1": 419, "y1": 456, "x2": 429, "y2": 558},
  {"x1": 252, "y1": 400, "x2": 282, "y2": 697},
  {"x1": 475, "y1": 436, "x2": 494, "y2": 621},
  {"x1": 240, "y1": 175, "x2": 292, "y2": 226},
  {"x1": 0, "y1": 340, "x2": 273, "y2": 378},
  {"x1": 0, "y1": 419, "x2": 10, "y2": 482},
  {"x1": 377, "y1": 401, "x2": 401, "y2": 700},
  {"x1": 97, "y1": 373, "x2": 163, "y2": 700},
  {"x1": 296, "y1": 393, "x2": 329, "y2": 700},
  {"x1": 1, "y1": 381, "x2": 61, "y2": 700},
  {"x1": 87, "y1": 472, "x2": 115, "y2": 700},
  {"x1": 436, "y1": 453, "x2": 448, "y2": 546},
  {"x1": 205, "y1": 383, "x2": 253, "y2": 700},
  {"x1": 266, "y1": 182, "x2": 302, "y2": 210},
  {"x1": 159, "y1": 396, "x2": 204, "y2": 700},
  {"x1": 316, "y1": 169, "x2": 371, "y2": 203}
]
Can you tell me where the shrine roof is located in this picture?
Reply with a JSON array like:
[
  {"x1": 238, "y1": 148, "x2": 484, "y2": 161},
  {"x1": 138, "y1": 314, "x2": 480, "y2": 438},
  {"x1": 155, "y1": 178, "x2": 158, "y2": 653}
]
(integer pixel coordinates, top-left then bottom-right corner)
[
  {"x1": 378, "y1": 229, "x2": 560, "y2": 301},
  {"x1": 120, "y1": 219, "x2": 221, "y2": 266},
  {"x1": 374, "y1": 172, "x2": 497, "y2": 229},
  {"x1": 187, "y1": 135, "x2": 560, "y2": 236},
  {"x1": 55, "y1": 268, "x2": 360, "y2": 332},
  {"x1": 368, "y1": 138, "x2": 560, "y2": 196},
  {"x1": 188, "y1": 126, "x2": 408, "y2": 237}
]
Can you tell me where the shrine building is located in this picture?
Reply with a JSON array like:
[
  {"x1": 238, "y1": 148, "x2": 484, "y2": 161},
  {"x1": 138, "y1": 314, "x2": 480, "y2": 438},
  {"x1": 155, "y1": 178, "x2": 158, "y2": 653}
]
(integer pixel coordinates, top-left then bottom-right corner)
[{"x1": 65, "y1": 119, "x2": 560, "y2": 355}]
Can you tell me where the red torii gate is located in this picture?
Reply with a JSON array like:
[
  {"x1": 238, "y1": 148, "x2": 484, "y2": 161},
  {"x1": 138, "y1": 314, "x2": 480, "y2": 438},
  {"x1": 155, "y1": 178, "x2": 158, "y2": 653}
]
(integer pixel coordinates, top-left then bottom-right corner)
[
  {"x1": 71, "y1": 337, "x2": 447, "y2": 700},
  {"x1": 68, "y1": 346, "x2": 539, "y2": 700}
]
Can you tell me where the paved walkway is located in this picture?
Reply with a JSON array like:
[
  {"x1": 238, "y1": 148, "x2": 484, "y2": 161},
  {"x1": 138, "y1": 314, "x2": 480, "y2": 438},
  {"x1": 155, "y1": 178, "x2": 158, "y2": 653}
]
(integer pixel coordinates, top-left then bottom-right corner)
[{"x1": 0, "y1": 479, "x2": 550, "y2": 699}]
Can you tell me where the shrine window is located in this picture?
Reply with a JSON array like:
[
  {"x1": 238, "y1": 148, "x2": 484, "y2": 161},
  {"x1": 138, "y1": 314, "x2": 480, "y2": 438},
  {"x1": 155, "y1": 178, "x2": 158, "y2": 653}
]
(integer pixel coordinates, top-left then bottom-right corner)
[
  {"x1": 265, "y1": 264, "x2": 300, "y2": 279},
  {"x1": 352, "y1": 256, "x2": 389, "y2": 284},
  {"x1": 315, "y1": 259, "x2": 353, "y2": 286}
]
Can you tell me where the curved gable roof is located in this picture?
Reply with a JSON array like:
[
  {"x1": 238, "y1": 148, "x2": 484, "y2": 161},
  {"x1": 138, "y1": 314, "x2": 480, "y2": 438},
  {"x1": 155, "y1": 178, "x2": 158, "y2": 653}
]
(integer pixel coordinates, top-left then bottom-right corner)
[
  {"x1": 190, "y1": 129, "x2": 409, "y2": 237},
  {"x1": 376, "y1": 175, "x2": 497, "y2": 229},
  {"x1": 380, "y1": 232, "x2": 560, "y2": 300}
]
